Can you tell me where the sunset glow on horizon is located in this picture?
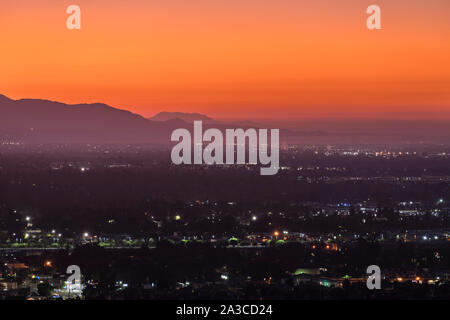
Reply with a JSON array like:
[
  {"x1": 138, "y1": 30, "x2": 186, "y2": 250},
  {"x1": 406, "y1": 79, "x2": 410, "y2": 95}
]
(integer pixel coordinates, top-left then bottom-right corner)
[{"x1": 1, "y1": 0, "x2": 449, "y2": 119}]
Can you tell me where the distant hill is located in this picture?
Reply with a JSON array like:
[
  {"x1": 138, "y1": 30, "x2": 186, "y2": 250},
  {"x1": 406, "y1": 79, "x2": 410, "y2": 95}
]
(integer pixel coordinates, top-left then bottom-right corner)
[
  {"x1": 0, "y1": 94, "x2": 174, "y2": 144},
  {"x1": 1, "y1": 94, "x2": 442, "y2": 145},
  {"x1": 150, "y1": 112, "x2": 216, "y2": 123}
]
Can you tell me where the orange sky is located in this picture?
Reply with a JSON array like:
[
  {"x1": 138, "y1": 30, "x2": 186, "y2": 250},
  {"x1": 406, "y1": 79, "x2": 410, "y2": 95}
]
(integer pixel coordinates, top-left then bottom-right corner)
[{"x1": 1, "y1": 0, "x2": 449, "y2": 119}]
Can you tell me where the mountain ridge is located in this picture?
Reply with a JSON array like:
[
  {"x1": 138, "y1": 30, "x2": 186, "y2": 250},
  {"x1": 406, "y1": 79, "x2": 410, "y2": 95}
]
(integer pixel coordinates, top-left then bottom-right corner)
[
  {"x1": 0, "y1": 94, "x2": 169, "y2": 143},
  {"x1": 150, "y1": 111, "x2": 216, "y2": 123},
  {"x1": 1, "y1": 94, "x2": 445, "y2": 144}
]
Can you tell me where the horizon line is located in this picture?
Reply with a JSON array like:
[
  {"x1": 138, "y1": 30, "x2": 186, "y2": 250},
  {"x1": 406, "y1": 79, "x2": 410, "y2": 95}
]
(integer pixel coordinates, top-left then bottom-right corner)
[{"x1": 2, "y1": 93, "x2": 450, "y2": 122}]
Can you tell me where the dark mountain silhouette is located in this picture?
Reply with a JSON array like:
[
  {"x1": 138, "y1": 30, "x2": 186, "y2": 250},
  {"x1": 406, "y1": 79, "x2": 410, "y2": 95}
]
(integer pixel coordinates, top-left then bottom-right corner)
[
  {"x1": 0, "y1": 95, "x2": 175, "y2": 144},
  {"x1": 0, "y1": 94, "x2": 13, "y2": 103},
  {"x1": 0, "y1": 95, "x2": 326, "y2": 144},
  {"x1": 0, "y1": 95, "x2": 284, "y2": 144},
  {"x1": 150, "y1": 112, "x2": 216, "y2": 124},
  {"x1": 1, "y1": 94, "x2": 446, "y2": 144}
]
